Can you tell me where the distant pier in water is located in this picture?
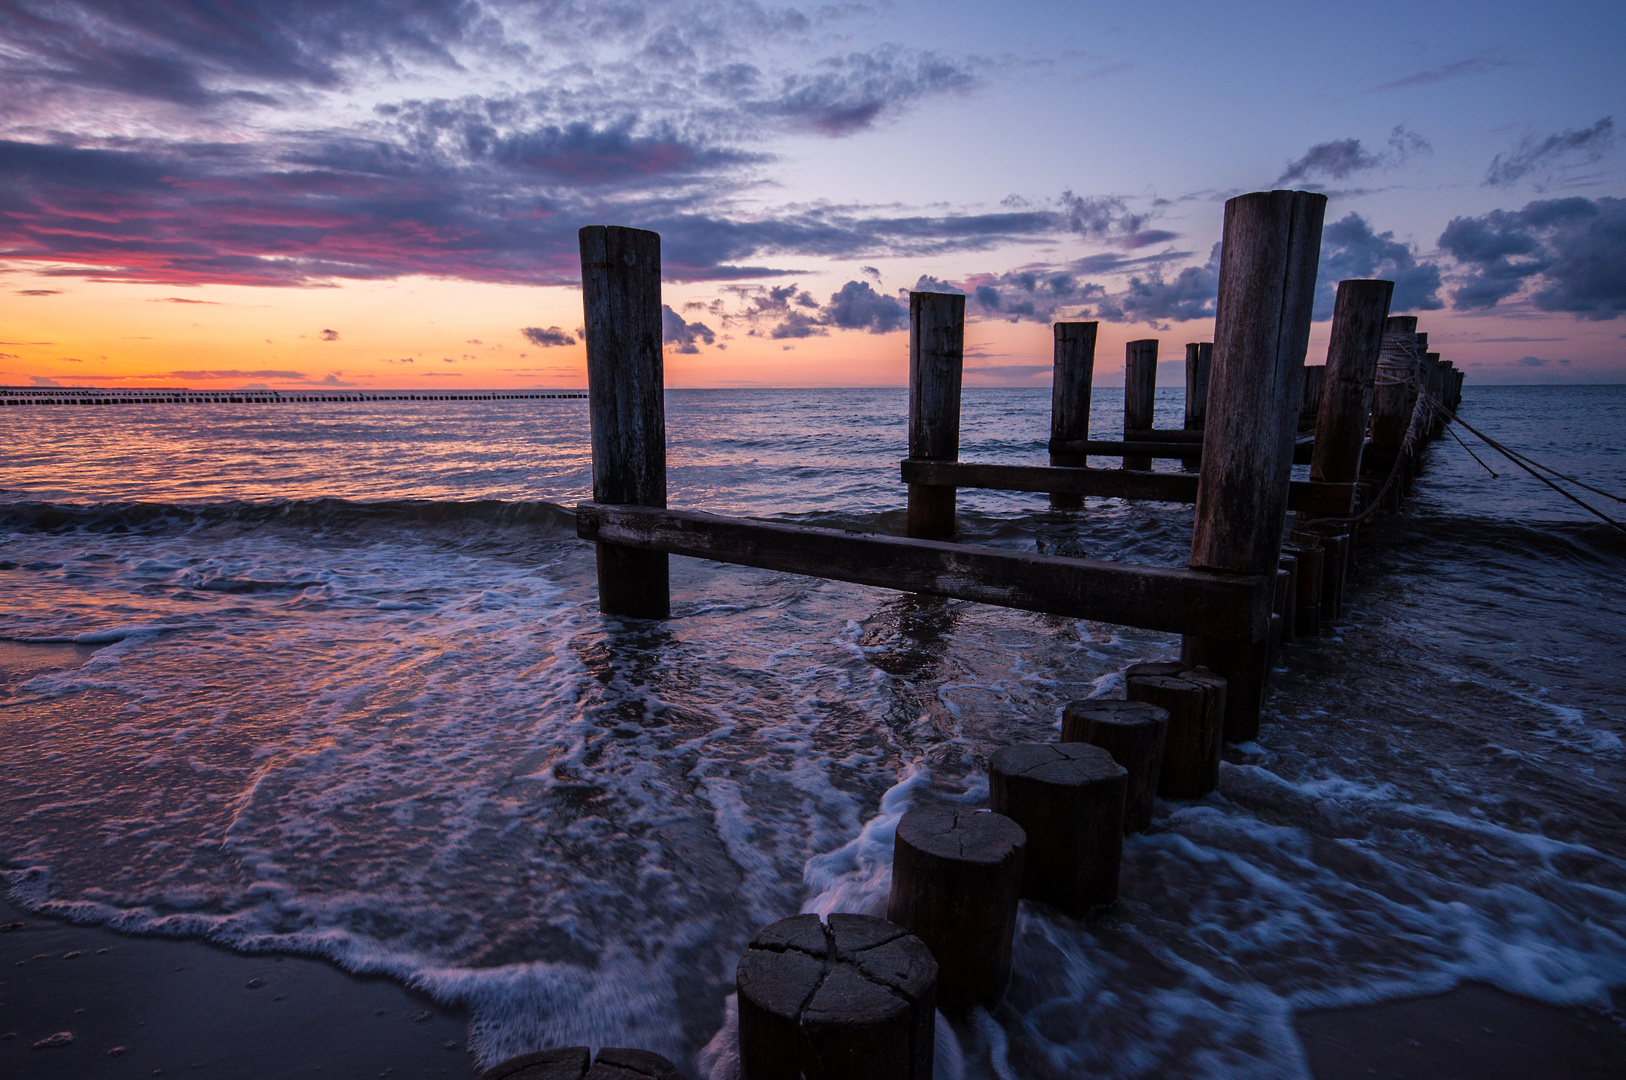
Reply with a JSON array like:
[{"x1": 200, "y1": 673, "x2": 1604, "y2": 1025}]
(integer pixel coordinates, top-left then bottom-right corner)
[{"x1": 0, "y1": 387, "x2": 586, "y2": 405}]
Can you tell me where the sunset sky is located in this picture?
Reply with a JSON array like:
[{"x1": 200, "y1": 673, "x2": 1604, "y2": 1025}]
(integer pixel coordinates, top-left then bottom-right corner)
[{"x1": 1, "y1": 0, "x2": 1622, "y2": 390}]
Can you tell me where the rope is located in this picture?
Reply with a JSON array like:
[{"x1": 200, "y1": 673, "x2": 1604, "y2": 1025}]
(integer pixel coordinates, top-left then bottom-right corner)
[
  {"x1": 1445, "y1": 422, "x2": 1498, "y2": 477},
  {"x1": 1318, "y1": 372, "x2": 1432, "y2": 527}
]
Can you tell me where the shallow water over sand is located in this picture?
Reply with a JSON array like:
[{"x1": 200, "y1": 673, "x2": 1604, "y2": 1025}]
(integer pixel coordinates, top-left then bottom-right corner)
[{"x1": 2, "y1": 386, "x2": 1623, "y2": 1077}]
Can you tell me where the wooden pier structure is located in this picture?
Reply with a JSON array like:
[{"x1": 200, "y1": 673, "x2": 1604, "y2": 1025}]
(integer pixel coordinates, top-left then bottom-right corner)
[{"x1": 570, "y1": 189, "x2": 1464, "y2": 1077}]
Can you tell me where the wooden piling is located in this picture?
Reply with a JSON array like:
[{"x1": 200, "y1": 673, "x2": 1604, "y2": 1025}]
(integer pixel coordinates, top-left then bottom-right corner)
[
  {"x1": 989, "y1": 743, "x2": 1128, "y2": 913},
  {"x1": 1299, "y1": 364, "x2": 1326, "y2": 432},
  {"x1": 888, "y1": 806, "x2": 1023, "y2": 1014},
  {"x1": 1184, "y1": 342, "x2": 1212, "y2": 431},
  {"x1": 906, "y1": 292, "x2": 966, "y2": 539},
  {"x1": 1124, "y1": 339, "x2": 1158, "y2": 470},
  {"x1": 1060, "y1": 699, "x2": 1169, "y2": 834},
  {"x1": 580, "y1": 225, "x2": 670, "y2": 619},
  {"x1": 737, "y1": 912, "x2": 936, "y2": 1080},
  {"x1": 1049, "y1": 321, "x2": 1098, "y2": 509},
  {"x1": 1183, "y1": 190, "x2": 1327, "y2": 742},
  {"x1": 1310, "y1": 278, "x2": 1393, "y2": 512},
  {"x1": 1369, "y1": 316, "x2": 1419, "y2": 466},
  {"x1": 478, "y1": 1046, "x2": 688, "y2": 1080},
  {"x1": 1125, "y1": 669, "x2": 1222, "y2": 798}
]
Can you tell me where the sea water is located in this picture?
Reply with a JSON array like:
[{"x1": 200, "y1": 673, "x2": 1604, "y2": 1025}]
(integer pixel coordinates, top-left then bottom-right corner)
[{"x1": 2, "y1": 386, "x2": 1623, "y2": 1078}]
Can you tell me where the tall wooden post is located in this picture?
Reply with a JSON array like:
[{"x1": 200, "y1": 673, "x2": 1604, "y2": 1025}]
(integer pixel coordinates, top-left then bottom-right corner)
[
  {"x1": 1311, "y1": 280, "x2": 1393, "y2": 488},
  {"x1": 1183, "y1": 342, "x2": 1212, "y2": 431},
  {"x1": 1182, "y1": 190, "x2": 1327, "y2": 742},
  {"x1": 1049, "y1": 321, "x2": 1098, "y2": 509},
  {"x1": 580, "y1": 225, "x2": 670, "y2": 618},
  {"x1": 906, "y1": 292, "x2": 965, "y2": 539},
  {"x1": 1123, "y1": 338, "x2": 1158, "y2": 470},
  {"x1": 1368, "y1": 315, "x2": 1418, "y2": 471}
]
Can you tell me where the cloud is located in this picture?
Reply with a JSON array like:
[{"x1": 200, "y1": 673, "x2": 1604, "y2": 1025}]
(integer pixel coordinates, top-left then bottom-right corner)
[
  {"x1": 166, "y1": 369, "x2": 308, "y2": 380},
  {"x1": 1518, "y1": 355, "x2": 1548, "y2": 367},
  {"x1": 150, "y1": 297, "x2": 218, "y2": 303},
  {"x1": 521, "y1": 326, "x2": 576, "y2": 347},
  {"x1": 823, "y1": 280, "x2": 906, "y2": 333},
  {"x1": 757, "y1": 48, "x2": 981, "y2": 136},
  {"x1": 1370, "y1": 55, "x2": 1512, "y2": 92},
  {"x1": 1315, "y1": 212, "x2": 1443, "y2": 318},
  {"x1": 318, "y1": 328, "x2": 339, "y2": 341},
  {"x1": 1485, "y1": 117, "x2": 1615, "y2": 187},
  {"x1": 30, "y1": 375, "x2": 61, "y2": 386},
  {"x1": 662, "y1": 305, "x2": 716, "y2": 353},
  {"x1": 1438, "y1": 196, "x2": 1626, "y2": 318},
  {"x1": 16, "y1": 288, "x2": 61, "y2": 295},
  {"x1": 1275, "y1": 127, "x2": 1429, "y2": 186}
]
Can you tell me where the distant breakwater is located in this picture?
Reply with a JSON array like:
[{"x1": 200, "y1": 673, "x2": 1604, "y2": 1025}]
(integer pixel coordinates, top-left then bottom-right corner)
[{"x1": 0, "y1": 387, "x2": 585, "y2": 405}]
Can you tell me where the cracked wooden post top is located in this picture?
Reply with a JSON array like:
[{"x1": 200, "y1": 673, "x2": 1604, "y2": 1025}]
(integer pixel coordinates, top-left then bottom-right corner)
[
  {"x1": 887, "y1": 805, "x2": 1025, "y2": 1015},
  {"x1": 988, "y1": 743, "x2": 1127, "y2": 915},
  {"x1": 477, "y1": 1045, "x2": 688, "y2": 1079},
  {"x1": 736, "y1": 912, "x2": 937, "y2": 1080},
  {"x1": 1061, "y1": 699, "x2": 1170, "y2": 834},
  {"x1": 1126, "y1": 666, "x2": 1225, "y2": 800}
]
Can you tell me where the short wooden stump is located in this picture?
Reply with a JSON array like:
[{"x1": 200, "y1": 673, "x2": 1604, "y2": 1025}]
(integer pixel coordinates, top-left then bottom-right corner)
[
  {"x1": 1061, "y1": 699, "x2": 1169, "y2": 833},
  {"x1": 988, "y1": 743, "x2": 1127, "y2": 915},
  {"x1": 478, "y1": 1045, "x2": 687, "y2": 1079},
  {"x1": 1126, "y1": 668, "x2": 1222, "y2": 799},
  {"x1": 887, "y1": 805, "x2": 1025, "y2": 1015},
  {"x1": 736, "y1": 912, "x2": 936, "y2": 1080}
]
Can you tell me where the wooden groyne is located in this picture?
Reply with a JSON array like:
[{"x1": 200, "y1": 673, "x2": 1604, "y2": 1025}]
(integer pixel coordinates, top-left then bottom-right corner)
[
  {"x1": 572, "y1": 187, "x2": 1466, "y2": 1077},
  {"x1": 0, "y1": 388, "x2": 585, "y2": 405}
]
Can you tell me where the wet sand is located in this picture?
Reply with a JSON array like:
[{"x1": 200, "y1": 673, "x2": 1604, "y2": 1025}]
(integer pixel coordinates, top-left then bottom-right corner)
[{"x1": 0, "y1": 898, "x2": 475, "y2": 1080}]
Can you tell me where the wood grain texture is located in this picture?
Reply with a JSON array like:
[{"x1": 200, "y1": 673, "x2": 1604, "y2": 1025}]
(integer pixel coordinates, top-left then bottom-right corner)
[
  {"x1": 579, "y1": 225, "x2": 669, "y2": 618},
  {"x1": 1180, "y1": 634, "x2": 1270, "y2": 743},
  {"x1": 736, "y1": 912, "x2": 936, "y2": 1080},
  {"x1": 1311, "y1": 280, "x2": 1394, "y2": 487},
  {"x1": 989, "y1": 743, "x2": 1127, "y2": 914},
  {"x1": 1189, "y1": 189, "x2": 1327, "y2": 577},
  {"x1": 907, "y1": 291, "x2": 965, "y2": 540},
  {"x1": 1059, "y1": 700, "x2": 1168, "y2": 834},
  {"x1": 1184, "y1": 342, "x2": 1212, "y2": 430},
  {"x1": 900, "y1": 460, "x2": 1358, "y2": 515},
  {"x1": 1370, "y1": 315, "x2": 1419, "y2": 454},
  {"x1": 1124, "y1": 339, "x2": 1158, "y2": 470},
  {"x1": 888, "y1": 807, "x2": 1024, "y2": 1015},
  {"x1": 1126, "y1": 672, "x2": 1220, "y2": 799},
  {"x1": 1049, "y1": 321, "x2": 1097, "y2": 507},
  {"x1": 577, "y1": 503, "x2": 1272, "y2": 639}
]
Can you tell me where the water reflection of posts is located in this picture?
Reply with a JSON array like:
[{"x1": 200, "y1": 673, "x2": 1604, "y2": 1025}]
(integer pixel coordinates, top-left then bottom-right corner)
[
  {"x1": 580, "y1": 224, "x2": 669, "y2": 619},
  {"x1": 1048, "y1": 321, "x2": 1097, "y2": 509},
  {"x1": 1183, "y1": 189, "x2": 1327, "y2": 742}
]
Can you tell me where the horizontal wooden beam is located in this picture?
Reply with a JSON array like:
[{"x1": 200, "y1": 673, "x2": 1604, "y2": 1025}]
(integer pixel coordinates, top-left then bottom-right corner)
[
  {"x1": 1050, "y1": 438, "x2": 1202, "y2": 459},
  {"x1": 900, "y1": 460, "x2": 1357, "y2": 515},
  {"x1": 1125, "y1": 427, "x2": 1205, "y2": 443},
  {"x1": 577, "y1": 503, "x2": 1271, "y2": 640}
]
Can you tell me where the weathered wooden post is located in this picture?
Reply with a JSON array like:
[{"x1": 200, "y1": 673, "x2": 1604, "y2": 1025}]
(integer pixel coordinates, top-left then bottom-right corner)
[
  {"x1": 1299, "y1": 364, "x2": 1326, "y2": 431},
  {"x1": 1182, "y1": 190, "x2": 1326, "y2": 742},
  {"x1": 1125, "y1": 667, "x2": 1222, "y2": 797},
  {"x1": 888, "y1": 806, "x2": 1023, "y2": 1015},
  {"x1": 1368, "y1": 315, "x2": 1419, "y2": 489},
  {"x1": 1311, "y1": 280, "x2": 1393, "y2": 489},
  {"x1": 1124, "y1": 338, "x2": 1158, "y2": 469},
  {"x1": 737, "y1": 912, "x2": 936, "y2": 1080},
  {"x1": 1049, "y1": 321, "x2": 1098, "y2": 509},
  {"x1": 1184, "y1": 342, "x2": 1212, "y2": 430},
  {"x1": 580, "y1": 225, "x2": 669, "y2": 619},
  {"x1": 1060, "y1": 699, "x2": 1168, "y2": 834},
  {"x1": 906, "y1": 292, "x2": 965, "y2": 539},
  {"x1": 478, "y1": 1046, "x2": 688, "y2": 1080},
  {"x1": 989, "y1": 743, "x2": 1127, "y2": 913}
]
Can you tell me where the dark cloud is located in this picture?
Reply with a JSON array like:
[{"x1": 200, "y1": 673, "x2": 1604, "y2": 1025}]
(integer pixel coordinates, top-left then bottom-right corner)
[
  {"x1": 1093, "y1": 244, "x2": 1220, "y2": 327},
  {"x1": 662, "y1": 304, "x2": 716, "y2": 352},
  {"x1": 318, "y1": 328, "x2": 339, "y2": 340},
  {"x1": 151, "y1": 296, "x2": 218, "y2": 303},
  {"x1": 167, "y1": 368, "x2": 308, "y2": 379},
  {"x1": 1275, "y1": 127, "x2": 1429, "y2": 186},
  {"x1": 1370, "y1": 55, "x2": 1512, "y2": 92},
  {"x1": 1485, "y1": 117, "x2": 1615, "y2": 188},
  {"x1": 1518, "y1": 355, "x2": 1548, "y2": 367},
  {"x1": 16, "y1": 288, "x2": 60, "y2": 295},
  {"x1": 759, "y1": 48, "x2": 980, "y2": 136},
  {"x1": 823, "y1": 280, "x2": 905, "y2": 333},
  {"x1": 1315, "y1": 212, "x2": 1442, "y2": 319},
  {"x1": 521, "y1": 326, "x2": 576, "y2": 347},
  {"x1": 1439, "y1": 196, "x2": 1626, "y2": 319}
]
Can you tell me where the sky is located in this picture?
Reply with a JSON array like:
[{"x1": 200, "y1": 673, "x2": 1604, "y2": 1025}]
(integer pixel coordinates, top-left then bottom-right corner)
[{"x1": 1, "y1": 0, "x2": 1623, "y2": 390}]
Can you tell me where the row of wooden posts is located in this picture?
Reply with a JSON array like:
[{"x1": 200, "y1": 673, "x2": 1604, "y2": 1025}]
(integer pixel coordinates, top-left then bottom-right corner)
[{"x1": 483, "y1": 188, "x2": 1463, "y2": 1080}]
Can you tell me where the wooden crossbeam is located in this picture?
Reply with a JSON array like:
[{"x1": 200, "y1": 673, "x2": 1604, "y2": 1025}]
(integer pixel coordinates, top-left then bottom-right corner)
[
  {"x1": 899, "y1": 460, "x2": 1358, "y2": 515},
  {"x1": 1049, "y1": 433, "x2": 1315, "y2": 461},
  {"x1": 577, "y1": 502, "x2": 1271, "y2": 640}
]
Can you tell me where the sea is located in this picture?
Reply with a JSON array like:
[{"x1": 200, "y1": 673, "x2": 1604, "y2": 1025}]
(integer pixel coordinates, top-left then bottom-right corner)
[{"x1": 2, "y1": 385, "x2": 1623, "y2": 1079}]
